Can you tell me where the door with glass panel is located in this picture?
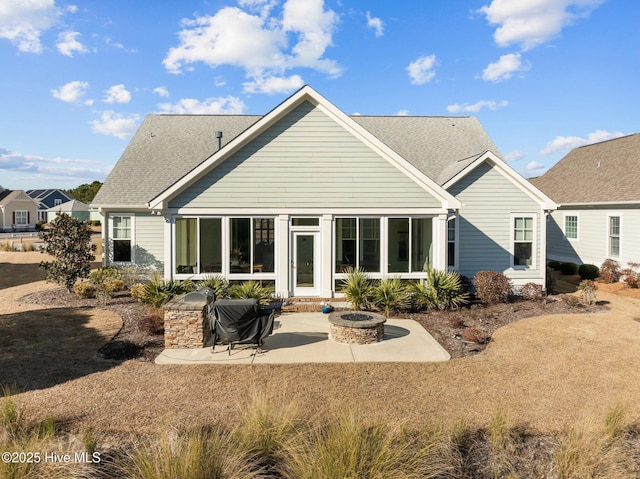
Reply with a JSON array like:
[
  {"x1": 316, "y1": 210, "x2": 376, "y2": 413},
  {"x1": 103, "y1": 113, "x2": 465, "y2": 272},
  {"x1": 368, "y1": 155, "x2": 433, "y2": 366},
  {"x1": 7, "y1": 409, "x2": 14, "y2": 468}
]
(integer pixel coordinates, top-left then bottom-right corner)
[{"x1": 292, "y1": 232, "x2": 320, "y2": 296}]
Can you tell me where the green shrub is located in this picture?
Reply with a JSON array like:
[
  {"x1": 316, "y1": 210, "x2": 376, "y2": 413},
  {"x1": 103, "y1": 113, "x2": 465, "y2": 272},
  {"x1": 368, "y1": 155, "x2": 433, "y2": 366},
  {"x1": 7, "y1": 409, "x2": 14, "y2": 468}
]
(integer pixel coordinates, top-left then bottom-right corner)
[
  {"x1": 89, "y1": 266, "x2": 123, "y2": 284},
  {"x1": 140, "y1": 273, "x2": 193, "y2": 308},
  {"x1": 196, "y1": 274, "x2": 230, "y2": 299},
  {"x1": 520, "y1": 282, "x2": 543, "y2": 301},
  {"x1": 371, "y1": 278, "x2": 410, "y2": 317},
  {"x1": 340, "y1": 267, "x2": 372, "y2": 310},
  {"x1": 599, "y1": 258, "x2": 620, "y2": 283},
  {"x1": 130, "y1": 283, "x2": 148, "y2": 303},
  {"x1": 560, "y1": 262, "x2": 579, "y2": 275},
  {"x1": 73, "y1": 281, "x2": 96, "y2": 298},
  {"x1": 473, "y1": 271, "x2": 512, "y2": 304},
  {"x1": 547, "y1": 260, "x2": 562, "y2": 271},
  {"x1": 577, "y1": 263, "x2": 599, "y2": 280},
  {"x1": 229, "y1": 280, "x2": 272, "y2": 306},
  {"x1": 410, "y1": 268, "x2": 468, "y2": 311}
]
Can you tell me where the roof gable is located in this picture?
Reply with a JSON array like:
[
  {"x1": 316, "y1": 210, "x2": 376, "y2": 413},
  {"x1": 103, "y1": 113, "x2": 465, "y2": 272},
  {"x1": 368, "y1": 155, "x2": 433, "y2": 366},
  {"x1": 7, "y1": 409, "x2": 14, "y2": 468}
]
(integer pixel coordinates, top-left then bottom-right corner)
[
  {"x1": 444, "y1": 151, "x2": 556, "y2": 209},
  {"x1": 530, "y1": 133, "x2": 640, "y2": 205},
  {"x1": 149, "y1": 85, "x2": 460, "y2": 210}
]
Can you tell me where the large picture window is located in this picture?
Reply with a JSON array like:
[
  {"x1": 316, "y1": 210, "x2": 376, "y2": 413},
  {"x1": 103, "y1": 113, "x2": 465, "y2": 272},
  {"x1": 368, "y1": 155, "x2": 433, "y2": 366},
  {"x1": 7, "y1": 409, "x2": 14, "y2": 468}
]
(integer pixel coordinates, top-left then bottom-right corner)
[
  {"x1": 229, "y1": 217, "x2": 275, "y2": 274},
  {"x1": 112, "y1": 215, "x2": 132, "y2": 263},
  {"x1": 513, "y1": 216, "x2": 534, "y2": 267},
  {"x1": 335, "y1": 218, "x2": 380, "y2": 273},
  {"x1": 388, "y1": 218, "x2": 432, "y2": 273}
]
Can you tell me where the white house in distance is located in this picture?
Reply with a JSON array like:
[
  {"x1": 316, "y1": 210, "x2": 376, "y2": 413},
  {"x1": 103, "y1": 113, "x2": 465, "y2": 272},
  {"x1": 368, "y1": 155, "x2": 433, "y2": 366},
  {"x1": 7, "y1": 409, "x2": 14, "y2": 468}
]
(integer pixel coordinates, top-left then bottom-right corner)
[
  {"x1": 531, "y1": 133, "x2": 640, "y2": 268},
  {"x1": 92, "y1": 86, "x2": 556, "y2": 298}
]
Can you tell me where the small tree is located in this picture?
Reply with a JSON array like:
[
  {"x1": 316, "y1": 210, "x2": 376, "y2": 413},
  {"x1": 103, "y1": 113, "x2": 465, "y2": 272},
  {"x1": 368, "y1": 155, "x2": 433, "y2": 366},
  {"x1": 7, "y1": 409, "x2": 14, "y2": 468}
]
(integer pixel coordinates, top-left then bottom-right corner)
[{"x1": 39, "y1": 213, "x2": 96, "y2": 292}]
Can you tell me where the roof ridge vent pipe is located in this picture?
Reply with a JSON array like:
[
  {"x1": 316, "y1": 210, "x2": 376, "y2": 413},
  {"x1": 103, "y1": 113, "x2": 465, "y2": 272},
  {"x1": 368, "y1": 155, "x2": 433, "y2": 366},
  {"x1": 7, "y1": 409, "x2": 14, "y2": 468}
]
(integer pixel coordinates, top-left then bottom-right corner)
[{"x1": 215, "y1": 131, "x2": 223, "y2": 150}]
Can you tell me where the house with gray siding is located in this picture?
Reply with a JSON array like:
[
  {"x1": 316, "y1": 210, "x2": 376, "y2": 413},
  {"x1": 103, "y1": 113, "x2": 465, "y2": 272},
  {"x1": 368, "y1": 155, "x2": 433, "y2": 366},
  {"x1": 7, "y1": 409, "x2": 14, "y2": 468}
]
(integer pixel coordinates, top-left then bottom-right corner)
[
  {"x1": 92, "y1": 86, "x2": 555, "y2": 297},
  {"x1": 531, "y1": 133, "x2": 640, "y2": 268}
]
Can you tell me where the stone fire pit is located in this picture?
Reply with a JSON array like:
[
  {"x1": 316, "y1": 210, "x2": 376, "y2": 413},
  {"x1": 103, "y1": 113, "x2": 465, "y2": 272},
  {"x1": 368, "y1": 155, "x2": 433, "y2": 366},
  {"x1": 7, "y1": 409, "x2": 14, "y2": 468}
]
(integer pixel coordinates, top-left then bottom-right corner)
[{"x1": 328, "y1": 311, "x2": 386, "y2": 344}]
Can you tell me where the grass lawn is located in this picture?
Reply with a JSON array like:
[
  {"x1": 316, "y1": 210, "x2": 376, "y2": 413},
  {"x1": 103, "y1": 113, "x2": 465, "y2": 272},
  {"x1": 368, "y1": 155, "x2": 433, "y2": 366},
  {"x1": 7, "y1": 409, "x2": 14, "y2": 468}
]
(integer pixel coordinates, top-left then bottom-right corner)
[{"x1": 2, "y1": 251, "x2": 640, "y2": 477}]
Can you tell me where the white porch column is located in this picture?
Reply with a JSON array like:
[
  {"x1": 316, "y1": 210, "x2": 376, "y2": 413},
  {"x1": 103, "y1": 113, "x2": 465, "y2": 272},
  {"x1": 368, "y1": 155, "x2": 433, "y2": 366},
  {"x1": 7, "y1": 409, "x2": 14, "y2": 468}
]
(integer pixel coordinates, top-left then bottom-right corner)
[
  {"x1": 432, "y1": 214, "x2": 448, "y2": 270},
  {"x1": 163, "y1": 214, "x2": 172, "y2": 280},
  {"x1": 321, "y1": 214, "x2": 333, "y2": 297},
  {"x1": 276, "y1": 214, "x2": 290, "y2": 297}
]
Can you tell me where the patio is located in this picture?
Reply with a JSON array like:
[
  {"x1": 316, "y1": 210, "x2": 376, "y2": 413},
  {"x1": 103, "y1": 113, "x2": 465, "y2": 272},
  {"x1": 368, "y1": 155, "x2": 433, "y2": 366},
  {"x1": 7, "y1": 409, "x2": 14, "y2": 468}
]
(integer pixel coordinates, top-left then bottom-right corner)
[{"x1": 155, "y1": 312, "x2": 450, "y2": 364}]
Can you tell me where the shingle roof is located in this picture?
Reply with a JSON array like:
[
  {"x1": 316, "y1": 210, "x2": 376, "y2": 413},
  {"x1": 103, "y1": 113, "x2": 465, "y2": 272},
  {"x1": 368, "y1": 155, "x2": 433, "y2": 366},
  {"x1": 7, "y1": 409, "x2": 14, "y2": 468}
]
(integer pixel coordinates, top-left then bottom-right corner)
[
  {"x1": 530, "y1": 133, "x2": 640, "y2": 204},
  {"x1": 93, "y1": 109, "x2": 502, "y2": 207}
]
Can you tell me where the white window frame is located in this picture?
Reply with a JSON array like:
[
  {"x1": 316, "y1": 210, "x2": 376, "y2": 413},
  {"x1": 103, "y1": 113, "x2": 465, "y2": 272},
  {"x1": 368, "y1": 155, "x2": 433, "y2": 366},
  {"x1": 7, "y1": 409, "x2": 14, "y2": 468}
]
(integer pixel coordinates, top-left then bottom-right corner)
[
  {"x1": 607, "y1": 214, "x2": 621, "y2": 259},
  {"x1": 109, "y1": 214, "x2": 135, "y2": 264},
  {"x1": 54, "y1": 199, "x2": 62, "y2": 206},
  {"x1": 564, "y1": 213, "x2": 579, "y2": 241},
  {"x1": 510, "y1": 213, "x2": 536, "y2": 269},
  {"x1": 14, "y1": 210, "x2": 29, "y2": 225},
  {"x1": 447, "y1": 216, "x2": 458, "y2": 270}
]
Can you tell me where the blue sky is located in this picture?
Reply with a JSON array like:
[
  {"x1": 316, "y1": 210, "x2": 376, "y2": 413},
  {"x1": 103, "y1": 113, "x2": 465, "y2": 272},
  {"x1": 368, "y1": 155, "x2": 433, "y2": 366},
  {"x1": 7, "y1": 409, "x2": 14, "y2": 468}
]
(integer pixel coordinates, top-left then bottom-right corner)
[{"x1": 1, "y1": 0, "x2": 638, "y2": 190}]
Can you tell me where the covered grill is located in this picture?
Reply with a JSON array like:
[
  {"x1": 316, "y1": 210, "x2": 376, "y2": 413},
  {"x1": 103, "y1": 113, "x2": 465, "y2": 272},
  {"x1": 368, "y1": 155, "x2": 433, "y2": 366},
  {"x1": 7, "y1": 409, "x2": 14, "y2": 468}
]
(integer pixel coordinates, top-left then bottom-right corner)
[{"x1": 210, "y1": 298, "x2": 275, "y2": 354}]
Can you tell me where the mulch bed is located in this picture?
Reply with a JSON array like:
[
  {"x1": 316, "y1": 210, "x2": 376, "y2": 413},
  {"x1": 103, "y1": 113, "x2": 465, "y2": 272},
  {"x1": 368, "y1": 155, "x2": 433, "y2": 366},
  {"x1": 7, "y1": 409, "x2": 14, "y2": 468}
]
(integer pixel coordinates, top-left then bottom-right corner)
[
  {"x1": 21, "y1": 288, "x2": 164, "y2": 362},
  {"x1": 22, "y1": 287, "x2": 607, "y2": 361}
]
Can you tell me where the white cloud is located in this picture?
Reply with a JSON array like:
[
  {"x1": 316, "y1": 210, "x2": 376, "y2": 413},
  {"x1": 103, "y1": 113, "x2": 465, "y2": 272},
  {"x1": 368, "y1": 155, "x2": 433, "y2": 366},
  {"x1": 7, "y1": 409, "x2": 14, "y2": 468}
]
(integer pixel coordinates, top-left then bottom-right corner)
[
  {"x1": 0, "y1": 146, "x2": 110, "y2": 181},
  {"x1": 395, "y1": 110, "x2": 409, "y2": 116},
  {"x1": 153, "y1": 86, "x2": 170, "y2": 98},
  {"x1": 157, "y1": 96, "x2": 247, "y2": 114},
  {"x1": 56, "y1": 30, "x2": 87, "y2": 56},
  {"x1": 482, "y1": 53, "x2": 529, "y2": 82},
  {"x1": 103, "y1": 84, "x2": 131, "y2": 104},
  {"x1": 478, "y1": 0, "x2": 605, "y2": 50},
  {"x1": 163, "y1": 0, "x2": 341, "y2": 89},
  {"x1": 366, "y1": 11, "x2": 383, "y2": 37},
  {"x1": 541, "y1": 130, "x2": 627, "y2": 155},
  {"x1": 407, "y1": 54, "x2": 436, "y2": 85},
  {"x1": 51, "y1": 80, "x2": 92, "y2": 104},
  {"x1": 447, "y1": 100, "x2": 509, "y2": 113},
  {"x1": 90, "y1": 111, "x2": 140, "y2": 139},
  {"x1": 525, "y1": 160, "x2": 547, "y2": 177},
  {"x1": 0, "y1": 0, "x2": 60, "y2": 53},
  {"x1": 504, "y1": 150, "x2": 524, "y2": 162},
  {"x1": 243, "y1": 74, "x2": 304, "y2": 94}
]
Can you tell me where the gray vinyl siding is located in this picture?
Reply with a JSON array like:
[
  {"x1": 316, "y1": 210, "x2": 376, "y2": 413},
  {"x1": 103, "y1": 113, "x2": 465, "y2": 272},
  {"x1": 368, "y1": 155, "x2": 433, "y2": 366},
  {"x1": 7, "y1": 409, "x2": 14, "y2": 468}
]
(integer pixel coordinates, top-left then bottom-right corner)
[
  {"x1": 134, "y1": 214, "x2": 164, "y2": 270},
  {"x1": 104, "y1": 212, "x2": 164, "y2": 270},
  {"x1": 170, "y1": 100, "x2": 441, "y2": 210},
  {"x1": 547, "y1": 206, "x2": 640, "y2": 267},
  {"x1": 447, "y1": 161, "x2": 543, "y2": 284}
]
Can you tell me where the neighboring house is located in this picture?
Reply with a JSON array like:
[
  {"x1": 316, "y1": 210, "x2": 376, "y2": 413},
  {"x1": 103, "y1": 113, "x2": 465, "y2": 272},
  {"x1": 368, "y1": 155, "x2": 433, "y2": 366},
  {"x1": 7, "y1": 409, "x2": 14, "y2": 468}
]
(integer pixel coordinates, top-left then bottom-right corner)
[
  {"x1": 0, "y1": 186, "x2": 39, "y2": 232},
  {"x1": 531, "y1": 133, "x2": 640, "y2": 268},
  {"x1": 26, "y1": 189, "x2": 73, "y2": 222},
  {"x1": 46, "y1": 199, "x2": 92, "y2": 223},
  {"x1": 92, "y1": 86, "x2": 555, "y2": 298}
]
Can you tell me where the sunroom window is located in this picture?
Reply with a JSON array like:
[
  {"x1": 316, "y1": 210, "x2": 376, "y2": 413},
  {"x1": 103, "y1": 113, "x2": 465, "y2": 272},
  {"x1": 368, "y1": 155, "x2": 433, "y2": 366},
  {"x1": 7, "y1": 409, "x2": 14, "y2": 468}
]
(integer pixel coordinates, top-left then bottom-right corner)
[
  {"x1": 335, "y1": 218, "x2": 380, "y2": 273},
  {"x1": 230, "y1": 217, "x2": 275, "y2": 274},
  {"x1": 175, "y1": 218, "x2": 222, "y2": 274},
  {"x1": 388, "y1": 218, "x2": 431, "y2": 273}
]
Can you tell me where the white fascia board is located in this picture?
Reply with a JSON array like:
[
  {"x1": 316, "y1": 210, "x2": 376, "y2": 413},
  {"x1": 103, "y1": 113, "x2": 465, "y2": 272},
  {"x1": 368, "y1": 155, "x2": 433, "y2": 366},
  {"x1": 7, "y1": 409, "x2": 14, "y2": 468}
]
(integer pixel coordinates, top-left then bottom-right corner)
[
  {"x1": 169, "y1": 207, "x2": 448, "y2": 216},
  {"x1": 148, "y1": 85, "x2": 461, "y2": 211},
  {"x1": 558, "y1": 200, "x2": 640, "y2": 208},
  {"x1": 443, "y1": 151, "x2": 557, "y2": 210}
]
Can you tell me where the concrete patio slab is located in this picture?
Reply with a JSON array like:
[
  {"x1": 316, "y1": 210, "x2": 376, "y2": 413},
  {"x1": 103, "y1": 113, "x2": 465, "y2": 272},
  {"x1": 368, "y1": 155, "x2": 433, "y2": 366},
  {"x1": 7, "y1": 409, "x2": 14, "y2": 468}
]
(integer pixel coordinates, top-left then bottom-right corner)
[{"x1": 154, "y1": 312, "x2": 450, "y2": 365}]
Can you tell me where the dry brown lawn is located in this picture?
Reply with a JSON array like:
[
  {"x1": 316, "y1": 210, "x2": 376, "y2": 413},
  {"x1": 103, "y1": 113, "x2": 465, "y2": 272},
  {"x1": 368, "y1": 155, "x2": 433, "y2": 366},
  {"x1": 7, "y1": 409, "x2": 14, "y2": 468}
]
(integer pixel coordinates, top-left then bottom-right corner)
[{"x1": 2, "y1": 251, "x2": 640, "y2": 438}]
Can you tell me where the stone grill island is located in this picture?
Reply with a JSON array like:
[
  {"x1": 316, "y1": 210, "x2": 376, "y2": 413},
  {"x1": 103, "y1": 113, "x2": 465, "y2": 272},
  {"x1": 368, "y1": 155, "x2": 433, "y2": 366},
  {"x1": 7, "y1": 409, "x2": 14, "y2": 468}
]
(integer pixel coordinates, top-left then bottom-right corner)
[{"x1": 328, "y1": 311, "x2": 386, "y2": 344}]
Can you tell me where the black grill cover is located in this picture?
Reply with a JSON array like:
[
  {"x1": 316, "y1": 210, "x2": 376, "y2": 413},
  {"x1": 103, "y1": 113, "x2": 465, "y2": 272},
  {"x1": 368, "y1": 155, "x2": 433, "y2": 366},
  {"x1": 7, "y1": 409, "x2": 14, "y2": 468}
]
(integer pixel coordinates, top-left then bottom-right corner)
[{"x1": 211, "y1": 298, "x2": 274, "y2": 346}]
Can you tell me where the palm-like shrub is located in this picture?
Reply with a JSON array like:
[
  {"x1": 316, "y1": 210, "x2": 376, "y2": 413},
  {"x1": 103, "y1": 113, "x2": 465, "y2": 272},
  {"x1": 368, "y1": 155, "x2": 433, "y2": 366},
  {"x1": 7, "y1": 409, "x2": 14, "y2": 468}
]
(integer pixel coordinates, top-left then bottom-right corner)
[
  {"x1": 197, "y1": 274, "x2": 230, "y2": 299},
  {"x1": 371, "y1": 278, "x2": 410, "y2": 317},
  {"x1": 340, "y1": 267, "x2": 372, "y2": 310},
  {"x1": 141, "y1": 272, "x2": 194, "y2": 308},
  {"x1": 411, "y1": 268, "x2": 469, "y2": 311},
  {"x1": 229, "y1": 281, "x2": 272, "y2": 306}
]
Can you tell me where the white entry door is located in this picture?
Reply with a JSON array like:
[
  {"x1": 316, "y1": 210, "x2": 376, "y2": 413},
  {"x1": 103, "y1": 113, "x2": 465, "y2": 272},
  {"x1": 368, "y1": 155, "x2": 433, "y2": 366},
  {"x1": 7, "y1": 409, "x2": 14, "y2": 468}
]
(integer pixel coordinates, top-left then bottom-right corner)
[{"x1": 292, "y1": 232, "x2": 320, "y2": 296}]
